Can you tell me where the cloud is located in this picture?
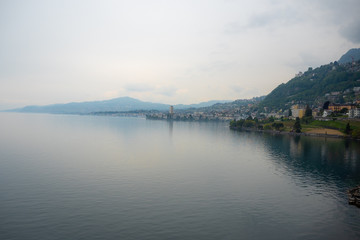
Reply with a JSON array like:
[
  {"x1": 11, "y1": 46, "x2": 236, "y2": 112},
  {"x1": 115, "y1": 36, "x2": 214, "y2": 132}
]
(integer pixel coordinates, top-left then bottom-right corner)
[
  {"x1": 1, "y1": 0, "x2": 359, "y2": 107},
  {"x1": 199, "y1": 60, "x2": 238, "y2": 73},
  {"x1": 123, "y1": 83, "x2": 180, "y2": 98},
  {"x1": 155, "y1": 86, "x2": 178, "y2": 97},
  {"x1": 123, "y1": 84, "x2": 154, "y2": 93},
  {"x1": 309, "y1": 0, "x2": 360, "y2": 43},
  {"x1": 285, "y1": 52, "x2": 325, "y2": 70},
  {"x1": 124, "y1": 83, "x2": 180, "y2": 96},
  {"x1": 230, "y1": 85, "x2": 262, "y2": 98},
  {"x1": 104, "y1": 90, "x2": 120, "y2": 99},
  {"x1": 225, "y1": 5, "x2": 301, "y2": 34},
  {"x1": 247, "y1": 9, "x2": 300, "y2": 29},
  {"x1": 339, "y1": 21, "x2": 360, "y2": 44},
  {"x1": 225, "y1": 0, "x2": 360, "y2": 46}
]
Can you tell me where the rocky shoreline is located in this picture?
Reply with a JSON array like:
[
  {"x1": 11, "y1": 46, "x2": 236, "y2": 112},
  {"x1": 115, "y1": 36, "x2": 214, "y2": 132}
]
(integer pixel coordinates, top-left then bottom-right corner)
[{"x1": 348, "y1": 186, "x2": 360, "y2": 207}]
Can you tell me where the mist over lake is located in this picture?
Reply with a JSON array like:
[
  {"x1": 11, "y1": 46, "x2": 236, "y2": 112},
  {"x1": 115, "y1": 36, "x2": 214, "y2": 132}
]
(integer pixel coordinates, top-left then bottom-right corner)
[{"x1": 1, "y1": 113, "x2": 360, "y2": 240}]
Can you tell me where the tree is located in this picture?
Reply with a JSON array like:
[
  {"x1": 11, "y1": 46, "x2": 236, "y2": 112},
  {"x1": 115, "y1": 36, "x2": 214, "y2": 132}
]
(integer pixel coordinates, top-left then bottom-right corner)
[
  {"x1": 288, "y1": 108, "x2": 292, "y2": 117},
  {"x1": 230, "y1": 119, "x2": 245, "y2": 129},
  {"x1": 338, "y1": 96, "x2": 345, "y2": 104},
  {"x1": 323, "y1": 101, "x2": 330, "y2": 110},
  {"x1": 272, "y1": 122, "x2": 284, "y2": 131},
  {"x1": 345, "y1": 122, "x2": 351, "y2": 135},
  {"x1": 293, "y1": 117, "x2": 302, "y2": 133},
  {"x1": 236, "y1": 119, "x2": 245, "y2": 128},
  {"x1": 243, "y1": 120, "x2": 255, "y2": 128},
  {"x1": 302, "y1": 105, "x2": 314, "y2": 124},
  {"x1": 305, "y1": 105, "x2": 312, "y2": 117},
  {"x1": 340, "y1": 108, "x2": 348, "y2": 114}
]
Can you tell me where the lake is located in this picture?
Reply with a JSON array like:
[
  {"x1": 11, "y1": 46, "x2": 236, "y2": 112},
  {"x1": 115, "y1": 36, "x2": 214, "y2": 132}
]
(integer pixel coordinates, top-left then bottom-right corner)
[{"x1": 0, "y1": 113, "x2": 359, "y2": 240}]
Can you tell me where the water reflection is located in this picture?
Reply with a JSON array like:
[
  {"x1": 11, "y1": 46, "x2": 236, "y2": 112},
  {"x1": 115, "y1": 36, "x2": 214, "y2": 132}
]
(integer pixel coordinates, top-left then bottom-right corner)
[
  {"x1": 1, "y1": 114, "x2": 360, "y2": 240},
  {"x1": 259, "y1": 133, "x2": 360, "y2": 188},
  {"x1": 168, "y1": 120, "x2": 173, "y2": 138}
]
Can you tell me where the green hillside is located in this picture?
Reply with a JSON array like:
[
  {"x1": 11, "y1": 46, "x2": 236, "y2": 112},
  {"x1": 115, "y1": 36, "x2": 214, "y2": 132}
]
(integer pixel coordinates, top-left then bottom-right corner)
[{"x1": 259, "y1": 60, "x2": 360, "y2": 111}]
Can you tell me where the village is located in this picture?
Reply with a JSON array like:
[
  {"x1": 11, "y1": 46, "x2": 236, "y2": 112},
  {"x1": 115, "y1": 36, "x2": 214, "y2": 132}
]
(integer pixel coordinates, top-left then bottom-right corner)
[{"x1": 146, "y1": 97, "x2": 360, "y2": 122}]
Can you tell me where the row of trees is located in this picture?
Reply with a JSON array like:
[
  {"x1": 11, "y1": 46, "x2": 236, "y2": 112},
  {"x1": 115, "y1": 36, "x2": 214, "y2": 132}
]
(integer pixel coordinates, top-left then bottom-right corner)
[{"x1": 230, "y1": 117, "x2": 286, "y2": 132}]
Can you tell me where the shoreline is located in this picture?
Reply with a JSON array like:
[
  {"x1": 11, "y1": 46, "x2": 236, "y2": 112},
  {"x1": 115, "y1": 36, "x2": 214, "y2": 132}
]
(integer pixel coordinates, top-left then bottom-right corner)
[{"x1": 230, "y1": 126, "x2": 360, "y2": 140}]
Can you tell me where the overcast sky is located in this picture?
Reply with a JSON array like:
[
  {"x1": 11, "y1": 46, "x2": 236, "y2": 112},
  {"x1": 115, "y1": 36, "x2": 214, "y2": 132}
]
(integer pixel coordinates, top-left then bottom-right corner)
[{"x1": 1, "y1": 0, "x2": 360, "y2": 109}]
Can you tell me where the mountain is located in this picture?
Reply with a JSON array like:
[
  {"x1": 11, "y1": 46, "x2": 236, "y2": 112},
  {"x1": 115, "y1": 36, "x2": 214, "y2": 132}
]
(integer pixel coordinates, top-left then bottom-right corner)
[
  {"x1": 198, "y1": 96, "x2": 265, "y2": 112},
  {"x1": 10, "y1": 97, "x2": 168, "y2": 114},
  {"x1": 8, "y1": 97, "x2": 232, "y2": 114},
  {"x1": 259, "y1": 58, "x2": 360, "y2": 111},
  {"x1": 338, "y1": 48, "x2": 360, "y2": 64},
  {"x1": 175, "y1": 100, "x2": 232, "y2": 109}
]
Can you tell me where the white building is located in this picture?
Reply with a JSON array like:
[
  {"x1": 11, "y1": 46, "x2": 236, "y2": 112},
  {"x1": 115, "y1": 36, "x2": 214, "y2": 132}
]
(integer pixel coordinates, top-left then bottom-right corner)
[
  {"x1": 348, "y1": 108, "x2": 360, "y2": 118},
  {"x1": 353, "y1": 87, "x2": 360, "y2": 92},
  {"x1": 322, "y1": 110, "x2": 333, "y2": 117}
]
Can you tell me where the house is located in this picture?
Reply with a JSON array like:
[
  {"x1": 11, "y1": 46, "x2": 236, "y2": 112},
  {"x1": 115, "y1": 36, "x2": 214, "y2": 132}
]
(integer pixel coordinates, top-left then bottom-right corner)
[
  {"x1": 354, "y1": 87, "x2": 360, "y2": 92},
  {"x1": 291, "y1": 104, "x2": 305, "y2": 118},
  {"x1": 348, "y1": 108, "x2": 360, "y2": 118},
  {"x1": 328, "y1": 104, "x2": 356, "y2": 112},
  {"x1": 312, "y1": 109, "x2": 320, "y2": 117},
  {"x1": 322, "y1": 110, "x2": 333, "y2": 117}
]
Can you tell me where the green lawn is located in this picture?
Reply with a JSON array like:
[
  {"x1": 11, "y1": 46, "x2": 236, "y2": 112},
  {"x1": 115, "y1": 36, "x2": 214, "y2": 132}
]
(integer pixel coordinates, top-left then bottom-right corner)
[
  {"x1": 309, "y1": 120, "x2": 360, "y2": 131},
  {"x1": 277, "y1": 119, "x2": 360, "y2": 134}
]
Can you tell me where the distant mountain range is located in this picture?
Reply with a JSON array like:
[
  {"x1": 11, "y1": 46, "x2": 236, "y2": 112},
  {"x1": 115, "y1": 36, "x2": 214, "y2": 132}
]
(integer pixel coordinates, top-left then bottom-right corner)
[
  {"x1": 7, "y1": 97, "x2": 232, "y2": 114},
  {"x1": 7, "y1": 48, "x2": 360, "y2": 115}
]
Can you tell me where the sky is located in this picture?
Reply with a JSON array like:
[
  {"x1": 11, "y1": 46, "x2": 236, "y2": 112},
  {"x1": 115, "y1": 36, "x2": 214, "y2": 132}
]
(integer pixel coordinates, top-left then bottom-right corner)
[{"x1": 1, "y1": 0, "x2": 360, "y2": 109}]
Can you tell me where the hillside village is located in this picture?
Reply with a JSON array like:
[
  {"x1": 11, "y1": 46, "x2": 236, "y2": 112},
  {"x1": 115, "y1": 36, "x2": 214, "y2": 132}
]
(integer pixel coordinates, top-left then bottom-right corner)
[
  {"x1": 147, "y1": 49, "x2": 360, "y2": 138},
  {"x1": 147, "y1": 59, "x2": 360, "y2": 122},
  {"x1": 146, "y1": 91, "x2": 360, "y2": 122}
]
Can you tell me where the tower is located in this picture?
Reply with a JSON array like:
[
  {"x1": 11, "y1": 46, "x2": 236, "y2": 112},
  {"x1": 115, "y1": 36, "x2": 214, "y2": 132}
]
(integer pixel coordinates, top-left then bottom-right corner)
[{"x1": 169, "y1": 106, "x2": 174, "y2": 119}]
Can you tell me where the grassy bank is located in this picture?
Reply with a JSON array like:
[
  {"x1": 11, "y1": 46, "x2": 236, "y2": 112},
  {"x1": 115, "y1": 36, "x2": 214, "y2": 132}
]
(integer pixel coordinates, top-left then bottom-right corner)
[{"x1": 230, "y1": 118, "x2": 360, "y2": 139}]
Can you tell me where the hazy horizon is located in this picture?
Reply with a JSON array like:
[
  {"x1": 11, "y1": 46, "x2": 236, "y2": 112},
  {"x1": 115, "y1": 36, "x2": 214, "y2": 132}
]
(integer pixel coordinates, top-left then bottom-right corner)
[
  {"x1": 3, "y1": 96, "x2": 237, "y2": 111},
  {"x1": 1, "y1": 0, "x2": 360, "y2": 109}
]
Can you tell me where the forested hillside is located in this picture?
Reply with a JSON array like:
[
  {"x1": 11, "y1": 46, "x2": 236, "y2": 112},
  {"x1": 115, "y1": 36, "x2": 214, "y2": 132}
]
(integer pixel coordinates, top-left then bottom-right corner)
[{"x1": 259, "y1": 60, "x2": 360, "y2": 111}]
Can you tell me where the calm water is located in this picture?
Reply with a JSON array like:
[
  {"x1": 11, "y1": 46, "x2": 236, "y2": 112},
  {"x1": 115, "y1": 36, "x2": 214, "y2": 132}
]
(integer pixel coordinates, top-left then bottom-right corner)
[{"x1": 0, "y1": 113, "x2": 360, "y2": 240}]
